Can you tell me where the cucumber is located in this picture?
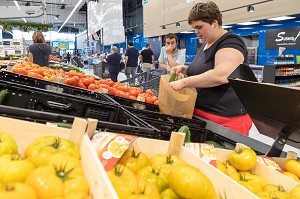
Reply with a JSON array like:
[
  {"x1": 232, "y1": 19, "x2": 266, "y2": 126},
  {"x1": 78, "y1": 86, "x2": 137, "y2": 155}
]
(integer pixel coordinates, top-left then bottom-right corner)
[
  {"x1": 0, "y1": 89, "x2": 8, "y2": 104},
  {"x1": 169, "y1": 72, "x2": 176, "y2": 82},
  {"x1": 178, "y1": 125, "x2": 191, "y2": 143},
  {"x1": 205, "y1": 141, "x2": 224, "y2": 149},
  {"x1": 57, "y1": 123, "x2": 72, "y2": 129}
]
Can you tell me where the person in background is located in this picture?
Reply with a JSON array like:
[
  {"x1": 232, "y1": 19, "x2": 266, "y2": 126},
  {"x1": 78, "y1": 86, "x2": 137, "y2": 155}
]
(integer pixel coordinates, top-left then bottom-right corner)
[
  {"x1": 169, "y1": 1, "x2": 252, "y2": 136},
  {"x1": 28, "y1": 30, "x2": 51, "y2": 67},
  {"x1": 125, "y1": 41, "x2": 139, "y2": 83},
  {"x1": 139, "y1": 43, "x2": 154, "y2": 72},
  {"x1": 158, "y1": 33, "x2": 186, "y2": 71},
  {"x1": 105, "y1": 46, "x2": 121, "y2": 82}
]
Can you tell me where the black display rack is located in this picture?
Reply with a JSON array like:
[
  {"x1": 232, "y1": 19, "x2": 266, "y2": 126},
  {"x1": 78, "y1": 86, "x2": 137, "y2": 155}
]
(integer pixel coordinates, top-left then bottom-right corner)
[{"x1": 229, "y1": 78, "x2": 300, "y2": 157}]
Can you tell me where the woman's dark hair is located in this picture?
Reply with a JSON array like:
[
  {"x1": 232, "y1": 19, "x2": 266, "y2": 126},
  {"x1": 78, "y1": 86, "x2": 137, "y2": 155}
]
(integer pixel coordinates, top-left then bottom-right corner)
[
  {"x1": 163, "y1": 33, "x2": 178, "y2": 43},
  {"x1": 188, "y1": 1, "x2": 222, "y2": 26}
]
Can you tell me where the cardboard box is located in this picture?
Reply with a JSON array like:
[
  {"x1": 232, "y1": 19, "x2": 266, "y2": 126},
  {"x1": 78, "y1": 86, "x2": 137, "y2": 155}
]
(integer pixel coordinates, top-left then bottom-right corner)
[{"x1": 0, "y1": 116, "x2": 117, "y2": 199}]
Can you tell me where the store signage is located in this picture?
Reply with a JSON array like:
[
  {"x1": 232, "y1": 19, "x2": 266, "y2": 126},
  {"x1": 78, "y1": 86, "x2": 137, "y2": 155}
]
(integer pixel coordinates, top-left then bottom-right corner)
[
  {"x1": 58, "y1": 42, "x2": 69, "y2": 49},
  {"x1": 265, "y1": 27, "x2": 300, "y2": 49}
]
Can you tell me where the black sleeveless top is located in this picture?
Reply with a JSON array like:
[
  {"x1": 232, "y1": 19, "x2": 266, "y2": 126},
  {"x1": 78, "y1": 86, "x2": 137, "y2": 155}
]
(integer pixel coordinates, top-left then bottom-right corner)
[{"x1": 187, "y1": 32, "x2": 248, "y2": 117}]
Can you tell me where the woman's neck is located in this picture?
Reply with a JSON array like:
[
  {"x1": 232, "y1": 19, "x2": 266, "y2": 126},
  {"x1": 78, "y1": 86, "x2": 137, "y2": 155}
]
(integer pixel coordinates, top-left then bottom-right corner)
[{"x1": 205, "y1": 28, "x2": 227, "y2": 49}]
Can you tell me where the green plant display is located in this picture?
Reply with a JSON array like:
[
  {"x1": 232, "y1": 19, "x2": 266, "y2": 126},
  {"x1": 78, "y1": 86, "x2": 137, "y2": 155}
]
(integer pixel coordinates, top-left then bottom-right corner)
[{"x1": 0, "y1": 21, "x2": 53, "y2": 32}]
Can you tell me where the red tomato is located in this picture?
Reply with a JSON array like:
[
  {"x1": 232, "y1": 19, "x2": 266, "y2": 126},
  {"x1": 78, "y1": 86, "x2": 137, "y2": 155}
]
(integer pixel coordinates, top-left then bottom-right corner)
[
  {"x1": 118, "y1": 86, "x2": 129, "y2": 93},
  {"x1": 77, "y1": 81, "x2": 87, "y2": 89},
  {"x1": 82, "y1": 78, "x2": 93, "y2": 87},
  {"x1": 130, "y1": 90, "x2": 138, "y2": 97},
  {"x1": 106, "y1": 80, "x2": 115, "y2": 87},
  {"x1": 146, "y1": 89, "x2": 154, "y2": 96},
  {"x1": 13, "y1": 68, "x2": 28, "y2": 75},
  {"x1": 27, "y1": 72, "x2": 44, "y2": 79},
  {"x1": 88, "y1": 83, "x2": 99, "y2": 91},
  {"x1": 145, "y1": 96, "x2": 153, "y2": 104}
]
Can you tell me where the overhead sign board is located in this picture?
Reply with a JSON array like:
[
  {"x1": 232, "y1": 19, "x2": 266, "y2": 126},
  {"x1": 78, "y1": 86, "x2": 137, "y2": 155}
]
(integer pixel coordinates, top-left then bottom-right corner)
[{"x1": 265, "y1": 27, "x2": 300, "y2": 49}]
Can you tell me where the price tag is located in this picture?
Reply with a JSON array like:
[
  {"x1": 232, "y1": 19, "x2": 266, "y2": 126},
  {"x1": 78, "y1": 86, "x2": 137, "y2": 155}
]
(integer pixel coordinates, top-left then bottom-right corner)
[
  {"x1": 90, "y1": 132, "x2": 137, "y2": 171},
  {"x1": 257, "y1": 156, "x2": 283, "y2": 173},
  {"x1": 99, "y1": 88, "x2": 108, "y2": 93},
  {"x1": 137, "y1": 96, "x2": 145, "y2": 102},
  {"x1": 184, "y1": 143, "x2": 216, "y2": 166}
]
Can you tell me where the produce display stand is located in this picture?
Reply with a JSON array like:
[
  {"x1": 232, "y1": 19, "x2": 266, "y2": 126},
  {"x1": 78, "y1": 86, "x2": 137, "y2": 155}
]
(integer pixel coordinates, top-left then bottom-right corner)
[
  {"x1": 0, "y1": 115, "x2": 268, "y2": 199},
  {"x1": 0, "y1": 105, "x2": 158, "y2": 139},
  {"x1": 0, "y1": 70, "x2": 159, "y2": 112},
  {"x1": 229, "y1": 78, "x2": 300, "y2": 157},
  {"x1": 0, "y1": 79, "x2": 159, "y2": 132},
  {"x1": 123, "y1": 106, "x2": 208, "y2": 142}
]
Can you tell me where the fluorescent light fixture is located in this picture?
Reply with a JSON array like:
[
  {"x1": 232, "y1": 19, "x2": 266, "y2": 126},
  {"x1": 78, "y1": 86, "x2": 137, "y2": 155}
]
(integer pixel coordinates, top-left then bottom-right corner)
[
  {"x1": 14, "y1": 0, "x2": 20, "y2": 10},
  {"x1": 180, "y1": 30, "x2": 194, "y2": 34},
  {"x1": 237, "y1": 27, "x2": 254, "y2": 30},
  {"x1": 222, "y1": 25, "x2": 232, "y2": 29},
  {"x1": 58, "y1": 0, "x2": 83, "y2": 32},
  {"x1": 22, "y1": 18, "x2": 27, "y2": 23},
  {"x1": 236, "y1": 21, "x2": 259, "y2": 25},
  {"x1": 262, "y1": 24, "x2": 282, "y2": 27},
  {"x1": 267, "y1": 16, "x2": 296, "y2": 21}
]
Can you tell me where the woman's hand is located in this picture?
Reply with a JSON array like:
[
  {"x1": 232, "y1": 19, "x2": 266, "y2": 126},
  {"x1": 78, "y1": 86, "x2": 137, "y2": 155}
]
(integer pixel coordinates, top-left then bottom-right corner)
[
  {"x1": 169, "y1": 79, "x2": 185, "y2": 91},
  {"x1": 170, "y1": 65, "x2": 188, "y2": 76}
]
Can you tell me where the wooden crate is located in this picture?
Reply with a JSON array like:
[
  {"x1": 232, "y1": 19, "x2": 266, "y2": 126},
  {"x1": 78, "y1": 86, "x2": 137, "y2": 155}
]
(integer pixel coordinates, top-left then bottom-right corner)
[
  {"x1": 0, "y1": 116, "x2": 117, "y2": 199},
  {"x1": 216, "y1": 148, "x2": 300, "y2": 191}
]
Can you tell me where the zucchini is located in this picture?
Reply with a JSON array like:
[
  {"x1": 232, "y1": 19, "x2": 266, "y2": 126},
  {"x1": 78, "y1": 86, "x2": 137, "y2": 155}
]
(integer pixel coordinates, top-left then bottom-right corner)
[
  {"x1": 169, "y1": 72, "x2": 176, "y2": 82},
  {"x1": 0, "y1": 89, "x2": 8, "y2": 104},
  {"x1": 178, "y1": 125, "x2": 191, "y2": 143}
]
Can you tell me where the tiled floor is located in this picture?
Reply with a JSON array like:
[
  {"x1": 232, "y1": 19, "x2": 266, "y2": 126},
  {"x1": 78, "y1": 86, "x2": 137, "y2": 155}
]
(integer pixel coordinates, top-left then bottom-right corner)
[{"x1": 84, "y1": 66, "x2": 300, "y2": 156}]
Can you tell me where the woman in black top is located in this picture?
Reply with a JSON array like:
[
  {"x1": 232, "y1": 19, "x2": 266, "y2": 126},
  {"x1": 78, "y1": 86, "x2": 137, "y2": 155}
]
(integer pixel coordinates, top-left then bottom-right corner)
[
  {"x1": 106, "y1": 46, "x2": 121, "y2": 82},
  {"x1": 169, "y1": 1, "x2": 252, "y2": 136},
  {"x1": 28, "y1": 30, "x2": 51, "y2": 67}
]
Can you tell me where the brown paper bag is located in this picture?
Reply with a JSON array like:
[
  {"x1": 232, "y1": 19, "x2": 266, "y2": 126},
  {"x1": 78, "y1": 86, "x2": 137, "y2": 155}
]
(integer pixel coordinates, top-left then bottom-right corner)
[{"x1": 158, "y1": 74, "x2": 197, "y2": 119}]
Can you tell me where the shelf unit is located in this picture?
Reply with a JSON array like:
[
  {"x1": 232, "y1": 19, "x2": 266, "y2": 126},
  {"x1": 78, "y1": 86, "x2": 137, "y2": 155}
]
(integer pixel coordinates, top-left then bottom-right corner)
[
  {"x1": 263, "y1": 64, "x2": 300, "y2": 87},
  {"x1": 0, "y1": 39, "x2": 25, "y2": 56}
]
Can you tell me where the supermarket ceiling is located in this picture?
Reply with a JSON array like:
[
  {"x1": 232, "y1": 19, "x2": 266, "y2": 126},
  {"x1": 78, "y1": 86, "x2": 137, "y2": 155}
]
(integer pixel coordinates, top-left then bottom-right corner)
[{"x1": 0, "y1": 0, "x2": 87, "y2": 32}]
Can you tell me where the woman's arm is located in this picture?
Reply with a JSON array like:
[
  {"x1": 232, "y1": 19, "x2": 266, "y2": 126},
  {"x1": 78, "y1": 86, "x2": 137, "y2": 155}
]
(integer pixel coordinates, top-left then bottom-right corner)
[
  {"x1": 169, "y1": 48, "x2": 244, "y2": 90},
  {"x1": 28, "y1": 52, "x2": 34, "y2": 63}
]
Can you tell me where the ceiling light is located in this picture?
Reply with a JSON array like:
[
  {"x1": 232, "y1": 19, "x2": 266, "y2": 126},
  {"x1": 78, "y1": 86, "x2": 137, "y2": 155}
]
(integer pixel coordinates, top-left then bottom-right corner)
[
  {"x1": 176, "y1": 22, "x2": 180, "y2": 27},
  {"x1": 180, "y1": 30, "x2": 194, "y2": 34},
  {"x1": 247, "y1": 5, "x2": 254, "y2": 13},
  {"x1": 267, "y1": 16, "x2": 296, "y2": 21},
  {"x1": 236, "y1": 21, "x2": 260, "y2": 25},
  {"x1": 55, "y1": 15, "x2": 59, "y2": 20},
  {"x1": 262, "y1": 24, "x2": 282, "y2": 27},
  {"x1": 222, "y1": 25, "x2": 232, "y2": 29},
  {"x1": 14, "y1": 0, "x2": 20, "y2": 10},
  {"x1": 58, "y1": 0, "x2": 83, "y2": 33},
  {"x1": 25, "y1": 2, "x2": 30, "y2": 6},
  {"x1": 162, "y1": 25, "x2": 166, "y2": 30},
  {"x1": 237, "y1": 27, "x2": 254, "y2": 30}
]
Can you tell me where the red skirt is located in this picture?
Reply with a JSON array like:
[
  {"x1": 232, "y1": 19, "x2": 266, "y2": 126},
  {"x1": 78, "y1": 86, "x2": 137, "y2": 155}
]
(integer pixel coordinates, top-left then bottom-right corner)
[{"x1": 194, "y1": 109, "x2": 252, "y2": 136}]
